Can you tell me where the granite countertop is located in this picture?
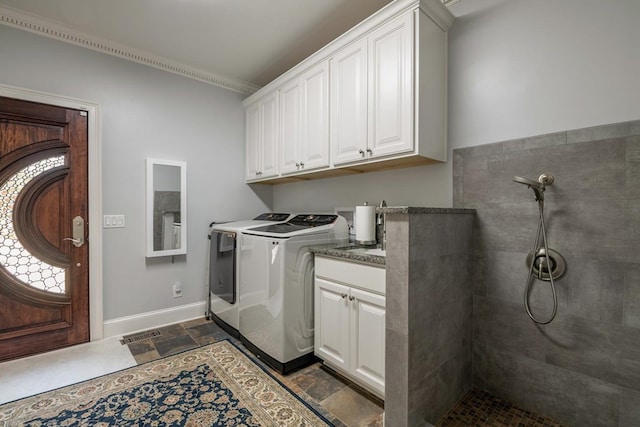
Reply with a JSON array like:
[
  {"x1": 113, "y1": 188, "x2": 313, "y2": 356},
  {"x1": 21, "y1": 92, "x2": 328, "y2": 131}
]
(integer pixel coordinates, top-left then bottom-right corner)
[
  {"x1": 310, "y1": 243, "x2": 386, "y2": 266},
  {"x1": 376, "y1": 206, "x2": 476, "y2": 214}
]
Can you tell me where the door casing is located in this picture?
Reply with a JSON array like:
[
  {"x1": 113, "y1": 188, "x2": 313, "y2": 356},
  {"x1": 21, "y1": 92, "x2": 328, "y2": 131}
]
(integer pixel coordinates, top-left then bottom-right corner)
[{"x1": 0, "y1": 83, "x2": 103, "y2": 341}]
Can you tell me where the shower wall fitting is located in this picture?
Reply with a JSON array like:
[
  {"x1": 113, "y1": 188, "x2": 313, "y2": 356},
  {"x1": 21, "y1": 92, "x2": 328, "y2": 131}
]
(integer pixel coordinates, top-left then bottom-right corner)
[{"x1": 454, "y1": 119, "x2": 640, "y2": 427}]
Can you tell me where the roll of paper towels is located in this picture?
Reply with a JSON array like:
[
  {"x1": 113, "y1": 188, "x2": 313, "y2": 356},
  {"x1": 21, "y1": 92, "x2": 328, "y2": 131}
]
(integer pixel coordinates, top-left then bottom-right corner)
[{"x1": 355, "y1": 205, "x2": 376, "y2": 244}]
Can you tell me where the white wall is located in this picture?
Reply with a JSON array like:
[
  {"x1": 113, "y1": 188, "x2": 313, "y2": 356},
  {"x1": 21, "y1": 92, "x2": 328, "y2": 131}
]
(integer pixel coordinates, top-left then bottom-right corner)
[
  {"x1": 0, "y1": 25, "x2": 272, "y2": 321},
  {"x1": 274, "y1": 0, "x2": 640, "y2": 211}
]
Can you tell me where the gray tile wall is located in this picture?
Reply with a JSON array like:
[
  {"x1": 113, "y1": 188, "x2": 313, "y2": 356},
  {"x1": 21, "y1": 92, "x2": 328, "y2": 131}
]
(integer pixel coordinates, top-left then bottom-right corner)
[
  {"x1": 385, "y1": 211, "x2": 475, "y2": 426},
  {"x1": 454, "y1": 119, "x2": 640, "y2": 427}
]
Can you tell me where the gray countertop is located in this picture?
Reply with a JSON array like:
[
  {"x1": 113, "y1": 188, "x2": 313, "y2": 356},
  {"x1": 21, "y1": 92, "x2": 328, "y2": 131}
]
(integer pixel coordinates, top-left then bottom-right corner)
[
  {"x1": 376, "y1": 206, "x2": 476, "y2": 214},
  {"x1": 310, "y1": 243, "x2": 386, "y2": 266}
]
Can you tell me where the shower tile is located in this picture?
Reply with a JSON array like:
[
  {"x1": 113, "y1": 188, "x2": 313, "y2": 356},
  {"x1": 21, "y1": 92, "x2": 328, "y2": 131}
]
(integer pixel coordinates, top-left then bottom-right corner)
[
  {"x1": 385, "y1": 327, "x2": 409, "y2": 427},
  {"x1": 544, "y1": 313, "x2": 640, "y2": 393},
  {"x1": 620, "y1": 388, "x2": 640, "y2": 427},
  {"x1": 473, "y1": 296, "x2": 548, "y2": 363},
  {"x1": 474, "y1": 344, "x2": 620, "y2": 427},
  {"x1": 555, "y1": 256, "x2": 625, "y2": 323},
  {"x1": 624, "y1": 265, "x2": 640, "y2": 328},
  {"x1": 567, "y1": 119, "x2": 640, "y2": 144},
  {"x1": 437, "y1": 388, "x2": 563, "y2": 427},
  {"x1": 472, "y1": 202, "x2": 537, "y2": 253},
  {"x1": 483, "y1": 250, "x2": 530, "y2": 305},
  {"x1": 549, "y1": 198, "x2": 635, "y2": 263},
  {"x1": 462, "y1": 156, "x2": 488, "y2": 205},
  {"x1": 627, "y1": 136, "x2": 640, "y2": 199},
  {"x1": 452, "y1": 175, "x2": 463, "y2": 208},
  {"x1": 501, "y1": 131, "x2": 567, "y2": 153},
  {"x1": 455, "y1": 140, "x2": 503, "y2": 159},
  {"x1": 410, "y1": 352, "x2": 472, "y2": 425},
  {"x1": 385, "y1": 214, "x2": 409, "y2": 334}
]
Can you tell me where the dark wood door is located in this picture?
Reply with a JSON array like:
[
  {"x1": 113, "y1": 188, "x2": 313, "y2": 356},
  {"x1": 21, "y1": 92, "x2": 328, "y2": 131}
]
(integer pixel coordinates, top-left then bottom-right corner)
[{"x1": 0, "y1": 96, "x2": 89, "y2": 361}]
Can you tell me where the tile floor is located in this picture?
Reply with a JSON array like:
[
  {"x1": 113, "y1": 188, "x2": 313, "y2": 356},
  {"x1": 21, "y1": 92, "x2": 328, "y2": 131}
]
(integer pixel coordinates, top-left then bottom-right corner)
[
  {"x1": 0, "y1": 317, "x2": 563, "y2": 427},
  {"x1": 124, "y1": 317, "x2": 384, "y2": 427},
  {"x1": 437, "y1": 388, "x2": 563, "y2": 427}
]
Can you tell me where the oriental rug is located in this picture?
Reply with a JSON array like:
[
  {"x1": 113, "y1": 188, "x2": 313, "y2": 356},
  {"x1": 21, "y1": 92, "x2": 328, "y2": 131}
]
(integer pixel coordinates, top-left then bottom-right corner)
[{"x1": 0, "y1": 340, "x2": 331, "y2": 426}]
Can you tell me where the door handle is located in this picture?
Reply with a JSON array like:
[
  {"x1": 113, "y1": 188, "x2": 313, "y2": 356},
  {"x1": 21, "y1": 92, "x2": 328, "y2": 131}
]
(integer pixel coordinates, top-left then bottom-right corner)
[{"x1": 64, "y1": 216, "x2": 85, "y2": 247}]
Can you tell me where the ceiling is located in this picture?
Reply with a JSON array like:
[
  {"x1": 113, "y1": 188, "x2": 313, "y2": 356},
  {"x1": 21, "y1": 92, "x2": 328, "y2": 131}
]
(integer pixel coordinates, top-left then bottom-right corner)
[{"x1": 0, "y1": 0, "x2": 403, "y2": 92}]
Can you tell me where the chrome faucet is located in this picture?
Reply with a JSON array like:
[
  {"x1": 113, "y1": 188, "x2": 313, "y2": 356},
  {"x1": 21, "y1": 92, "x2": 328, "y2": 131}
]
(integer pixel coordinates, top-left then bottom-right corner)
[{"x1": 377, "y1": 200, "x2": 387, "y2": 250}]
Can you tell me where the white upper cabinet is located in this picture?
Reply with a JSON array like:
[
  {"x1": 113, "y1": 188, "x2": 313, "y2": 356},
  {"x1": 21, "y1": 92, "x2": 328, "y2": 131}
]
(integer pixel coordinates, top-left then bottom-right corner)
[
  {"x1": 280, "y1": 79, "x2": 301, "y2": 175},
  {"x1": 368, "y1": 12, "x2": 413, "y2": 159},
  {"x1": 244, "y1": 0, "x2": 454, "y2": 183},
  {"x1": 245, "y1": 91, "x2": 279, "y2": 181},
  {"x1": 331, "y1": 38, "x2": 368, "y2": 165},
  {"x1": 281, "y1": 61, "x2": 330, "y2": 175}
]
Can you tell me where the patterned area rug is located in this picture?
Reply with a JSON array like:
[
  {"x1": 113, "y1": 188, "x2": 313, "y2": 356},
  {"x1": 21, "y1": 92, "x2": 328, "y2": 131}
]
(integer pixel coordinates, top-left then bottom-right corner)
[{"x1": 0, "y1": 340, "x2": 331, "y2": 426}]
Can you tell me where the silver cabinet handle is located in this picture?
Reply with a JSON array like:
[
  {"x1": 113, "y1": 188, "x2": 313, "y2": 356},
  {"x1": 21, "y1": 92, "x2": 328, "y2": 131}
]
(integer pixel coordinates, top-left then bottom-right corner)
[
  {"x1": 358, "y1": 149, "x2": 365, "y2": 156},
  {"x1": 300, "y1": 162, "x2": 304, "y2": 168},
  {"x1": 295, "y1": 162, "x2": 300, "y2": 168},
  {"x1": 366, "y1": 148, "x2": 373, "y2": 155},
  {"x1": 349, "y1": 295, "x2": 355, "y2": 301},
  {"x1": 341, "y1": 293, "x2": 348, "y2": 299}
]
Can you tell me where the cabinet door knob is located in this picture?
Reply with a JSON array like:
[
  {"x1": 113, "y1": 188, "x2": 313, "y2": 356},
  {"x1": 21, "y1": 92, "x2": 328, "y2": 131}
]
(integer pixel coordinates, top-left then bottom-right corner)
[
  {"x1": 341, "y1": 293, "x2": 348, "y2": 299},
  {"x1": 358, "y1": 149, "x2": 365, "y2": 156},
  {"x1": 349, "y1": 295, "x2": 355, "y2": 301},
  {"x1": 366, "y1": 148, "x2": 373, "y2": 155},
  {"x1": 295, "y1": 162, "x2": 300, "y2": 168},
  {"x1": 300, "y1": 162, "x2": 304, "y2": 168}
]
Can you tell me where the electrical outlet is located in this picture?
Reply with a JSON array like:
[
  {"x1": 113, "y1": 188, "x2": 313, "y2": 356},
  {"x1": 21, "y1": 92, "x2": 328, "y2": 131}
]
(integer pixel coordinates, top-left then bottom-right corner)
[{"x1": 172, "y1": 282, "x2": 183, "y2": 298}]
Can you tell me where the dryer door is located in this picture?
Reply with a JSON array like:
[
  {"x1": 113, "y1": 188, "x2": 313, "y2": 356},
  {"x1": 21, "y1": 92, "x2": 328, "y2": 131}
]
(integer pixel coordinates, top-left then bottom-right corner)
[{"x1": 209, "y1": 231, "x2": 236, "y2": 304}]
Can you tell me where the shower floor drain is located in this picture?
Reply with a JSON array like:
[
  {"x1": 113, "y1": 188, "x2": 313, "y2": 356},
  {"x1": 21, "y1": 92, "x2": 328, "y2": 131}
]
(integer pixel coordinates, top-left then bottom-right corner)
[{"x1": 121, "y1": 329, "x2": 161, "y2": 344}]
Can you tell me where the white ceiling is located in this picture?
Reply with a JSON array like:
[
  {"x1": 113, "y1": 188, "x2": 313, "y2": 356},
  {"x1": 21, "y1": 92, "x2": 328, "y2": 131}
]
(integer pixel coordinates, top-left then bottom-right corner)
[{"x1": 0, "y1": 0, "x2": 398, "y2": 91}]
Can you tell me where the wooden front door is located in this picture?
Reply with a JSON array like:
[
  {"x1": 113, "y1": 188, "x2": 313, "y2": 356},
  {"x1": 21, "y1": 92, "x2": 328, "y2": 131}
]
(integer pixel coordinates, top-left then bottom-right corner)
[{"x1": 0, "y1": 96, "x2": 89, "y2": 361}]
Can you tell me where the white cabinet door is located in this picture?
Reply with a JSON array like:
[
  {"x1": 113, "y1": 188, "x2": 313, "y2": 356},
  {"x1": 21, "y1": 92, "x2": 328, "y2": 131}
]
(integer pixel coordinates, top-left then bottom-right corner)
[
  {"x1": 280, "y1": 61, "x2": 330, "y2": 175},
  {"x1": 300, "y1": 61, "x2": 330, "y2": 171},
  {"x1": 261, "y1": 91, "x2": 280, "y2": 179},
  {"x1": 314, "y1": 278, "x2": 350, "y2": 372},
  {"x1": 280, "y1": 79, "x2": 301, "y2": 175},
  {"x1": 350, "y1": 287, "x2": 386, "y2": 396},
  {"x1": 331, "y1": 38, "x2": 368, "y2": 166},
  {"x1": 245, "y1": 92, "x2": 279, "y2": 181},
  {"x1": 368, "y1": 12, "x2": 413, "y2": 159},
  {"x1": 245, "y1": 102, "x2": 261, "y2": 180}
]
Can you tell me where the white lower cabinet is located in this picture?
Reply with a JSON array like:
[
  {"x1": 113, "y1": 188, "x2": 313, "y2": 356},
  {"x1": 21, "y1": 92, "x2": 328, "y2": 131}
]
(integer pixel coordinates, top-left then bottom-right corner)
[{"x1": 314, "y1": 256, "x2": 385, "y2": 398}]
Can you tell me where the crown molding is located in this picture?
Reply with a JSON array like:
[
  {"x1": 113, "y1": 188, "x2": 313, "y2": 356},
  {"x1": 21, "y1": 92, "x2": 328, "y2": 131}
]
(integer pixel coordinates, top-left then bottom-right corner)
[{"x1": 0, "y1": 5, "x2": 260, "y2": 95}]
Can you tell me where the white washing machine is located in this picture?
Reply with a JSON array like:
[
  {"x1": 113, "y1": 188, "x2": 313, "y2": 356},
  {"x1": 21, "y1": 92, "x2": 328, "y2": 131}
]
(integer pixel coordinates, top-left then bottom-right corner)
[
  {"x1": 207, "y1": 212, "x2": 292, "y2": 335},
  {"x1": 238, "y1": 214, "x2": 349, "y2": 373}
]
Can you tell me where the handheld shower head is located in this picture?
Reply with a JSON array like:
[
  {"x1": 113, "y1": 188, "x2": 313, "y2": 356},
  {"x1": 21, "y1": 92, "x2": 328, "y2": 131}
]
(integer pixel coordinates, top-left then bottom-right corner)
[{"x1": 513, "y1": 174, "x2": 553, "y2": 202}]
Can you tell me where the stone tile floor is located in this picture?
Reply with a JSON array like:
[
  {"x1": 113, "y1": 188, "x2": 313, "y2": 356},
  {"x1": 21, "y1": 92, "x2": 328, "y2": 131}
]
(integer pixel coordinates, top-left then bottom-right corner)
[
  {"x1": 123, "y1": 317, "x2": 384, "y2": 427},
  {"x1": 125, "y1": 318, "x2": 563, "y2": 427}
]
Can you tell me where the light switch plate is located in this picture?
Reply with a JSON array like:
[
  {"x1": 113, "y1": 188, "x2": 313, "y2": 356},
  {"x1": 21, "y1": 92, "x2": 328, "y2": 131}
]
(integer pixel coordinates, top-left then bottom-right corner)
[{"x1": 104, "y1": 215, "x2": 125, "y2": 228}]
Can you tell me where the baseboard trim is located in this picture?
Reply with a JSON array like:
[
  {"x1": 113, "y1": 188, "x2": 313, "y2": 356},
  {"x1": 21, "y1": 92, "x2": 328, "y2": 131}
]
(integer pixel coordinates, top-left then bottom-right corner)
[{"x1": 103, "y1": 301, "x2": 207, "y2": 338}]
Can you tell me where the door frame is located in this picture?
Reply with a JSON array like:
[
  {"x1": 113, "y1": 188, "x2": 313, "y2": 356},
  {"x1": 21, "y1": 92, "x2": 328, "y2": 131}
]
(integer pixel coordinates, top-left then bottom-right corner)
[{"x1": 0, "y1": 83, "x2": 104, "y2": 341}]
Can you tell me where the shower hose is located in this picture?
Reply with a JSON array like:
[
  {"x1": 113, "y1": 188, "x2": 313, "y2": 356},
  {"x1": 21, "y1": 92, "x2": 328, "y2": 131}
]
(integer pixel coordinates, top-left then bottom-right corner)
[{"x1": 523, "y1": 200, "x2": 558, "y2": 324}]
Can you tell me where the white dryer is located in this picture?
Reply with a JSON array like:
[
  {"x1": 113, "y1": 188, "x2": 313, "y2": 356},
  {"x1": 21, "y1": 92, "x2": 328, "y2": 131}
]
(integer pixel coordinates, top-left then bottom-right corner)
[
  {"x1": 238, "y1": 214, "x2": 349, "y2": 373},
  {"x1": 208, "y1": 213, "x2": 292, "y2": 335}
]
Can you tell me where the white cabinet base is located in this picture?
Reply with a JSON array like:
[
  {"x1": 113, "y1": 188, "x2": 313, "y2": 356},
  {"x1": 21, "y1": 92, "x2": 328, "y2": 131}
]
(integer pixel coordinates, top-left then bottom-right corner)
[{"x1": 314, "y1": 256, "x2": 386, "y2": 399}]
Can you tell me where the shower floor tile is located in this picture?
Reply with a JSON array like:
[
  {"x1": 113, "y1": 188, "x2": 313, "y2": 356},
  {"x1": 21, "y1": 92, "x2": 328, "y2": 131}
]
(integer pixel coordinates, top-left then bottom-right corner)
[{"x1": 437, "y1": 388, "x2": 563, "y2": 427}]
